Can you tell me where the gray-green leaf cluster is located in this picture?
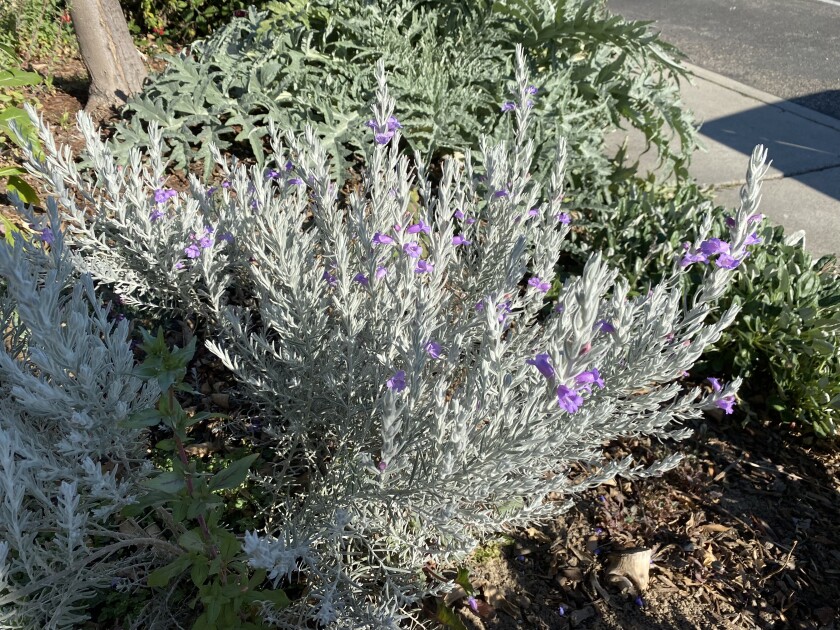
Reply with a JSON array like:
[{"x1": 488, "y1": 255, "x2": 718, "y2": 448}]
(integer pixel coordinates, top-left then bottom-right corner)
[{"x1": 114, "y1": 0, "x2": 696, "y2": 194}]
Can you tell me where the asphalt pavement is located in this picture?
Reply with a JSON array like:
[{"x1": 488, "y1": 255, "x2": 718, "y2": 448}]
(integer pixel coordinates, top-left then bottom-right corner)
[{"x1": 607, "y1": 0, "x2": 840, "y2": 121}]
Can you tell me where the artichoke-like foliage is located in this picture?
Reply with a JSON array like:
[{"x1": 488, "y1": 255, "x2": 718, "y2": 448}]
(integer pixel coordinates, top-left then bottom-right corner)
[
  {"x1": 114, "y1": 0, "x2": 696, "y2": 190},
  {"x1": 0, "y1": 207, "x2": 160, "y2": 629}
]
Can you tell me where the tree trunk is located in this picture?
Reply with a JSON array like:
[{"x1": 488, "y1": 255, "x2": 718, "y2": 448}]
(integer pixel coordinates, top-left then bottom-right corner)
[{"x1": 70, "y1": 0, "x2": 147, "y2": 112}]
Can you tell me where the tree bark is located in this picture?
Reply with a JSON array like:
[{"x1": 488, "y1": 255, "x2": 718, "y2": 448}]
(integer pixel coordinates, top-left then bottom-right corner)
[{"x1": 70, "y1": 0, "x2": 147, "y2": 112}]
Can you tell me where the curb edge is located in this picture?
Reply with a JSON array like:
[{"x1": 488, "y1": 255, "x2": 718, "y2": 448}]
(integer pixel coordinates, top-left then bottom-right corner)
[{"x1": 684, "y1": 62, "x2": 840, "y2": 134}]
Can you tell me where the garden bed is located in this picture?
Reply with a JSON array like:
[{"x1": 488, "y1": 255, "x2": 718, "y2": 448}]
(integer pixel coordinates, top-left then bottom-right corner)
[
  {"x1": 4, "y1": 53, "x2": 839, "y2": 630},
  {"x1": 459, "y1": 415, "x2": 839, "y2": 629}
]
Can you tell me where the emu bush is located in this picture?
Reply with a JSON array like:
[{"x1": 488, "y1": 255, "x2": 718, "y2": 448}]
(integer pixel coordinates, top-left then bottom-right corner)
[{"x1": 3, "y1": 51, "x2": 768, "y2": 627}]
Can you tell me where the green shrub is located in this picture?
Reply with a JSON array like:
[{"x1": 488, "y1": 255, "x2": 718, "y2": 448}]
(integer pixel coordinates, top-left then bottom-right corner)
[
  {"x1": 0, "y1": 43, "x2": 41, "y2": 205},
  {"x1": 704, "y1": 225, "x2": 840, "y2": 438},
  {"x1": 114, "y1": 0, "x2": 697, "y2": 192},
  {"x1": 0, "y1": 0, "x2": 76, "y2": 59},
  {"x1": 121, "y1": 0, "x2": 270, "y2": 45},
  {"x1": 574, "y1": 179, "x2": 840, "y2": 438}
]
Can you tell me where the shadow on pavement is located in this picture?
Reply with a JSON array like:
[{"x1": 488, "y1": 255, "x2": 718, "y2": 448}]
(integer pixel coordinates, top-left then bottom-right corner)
[{"x1": 694, "y1": 89, "x2": 840, "y2": 203}]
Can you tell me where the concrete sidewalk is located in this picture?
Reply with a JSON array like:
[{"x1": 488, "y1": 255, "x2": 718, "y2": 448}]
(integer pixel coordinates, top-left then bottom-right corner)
[{"x1": 615, "y1": 63, "x2": 840, "y2": 258}]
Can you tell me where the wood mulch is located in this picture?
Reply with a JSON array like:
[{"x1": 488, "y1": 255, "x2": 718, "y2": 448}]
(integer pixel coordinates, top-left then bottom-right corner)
[{"x1": 453, "y1": 413, "x2": 839, "y2": 630}]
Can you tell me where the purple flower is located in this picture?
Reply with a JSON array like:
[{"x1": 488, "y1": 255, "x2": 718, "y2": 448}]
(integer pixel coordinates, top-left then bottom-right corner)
[
  {"x1": 206, "y1": 186, "x2": 217, "y2": 195},
  {"x1": 353, "y1": 273, "x2": 369, "y2": 287},
  {"x1": 403, "y1": 242, "x2": 422, "y2": 258},
  {"x1": 557, "y1": 606, "x2": 566, "y2": 616},
  {"x1": 365, "y1": 119, "x2": 377, "y2": 129},
  {"x1": 375, "y1": 266, "x2": 388, "y2": 280},
  {"x1": 196, "y1": 228, "x2": 214, "y2": 249},
  {"x1": 322, "y1": 270, "x2": 337, "y2": 286},
  {"x1": 596, "y1": 319, "x2": 615, "y2": 334},
  {"x1": 153, "y1": 188, "x2": 177, "y2": 204},
  {"x1": 527, "y1": 207, "x2": 539, "y2": 217},
  {"x1": 556, "y1": 384, "x2": 583, "y2": 413},
  {"x1": 372, "y1": 232, "x2": 395, "y2": 246},
  {"x1": 184, "y1": 243, "x2": 202, "y2": 258},
  {"x1": 175, "y1": 261, "x2": 186, "y2": 270},
  {"x1": 386, "y1": 370, "x2": 406, "y2": 392},
  {"x1": 454, "y1": 210, "x2": 465, "y2": 220},
  {"x1": 680, "y1": 251, "x2": 709, "y2": 267},
  {"x1": 725, "y1": 216, "x2": 736, "y2": 229},
  {"x1": 528, "y1": 276, "x2": 551, "y2": 293},
  {"x1": 749, "y1": 213, "x2": 764, "y2": 223},
  {"x1": 493, "y1": 189, "x2": 509, "y2": 198},
  {"x1": 265, "y1": 169, "x2": 280, "y2": 180},
  {"x1": 497, "y1": 301, "x2": 512, "y2": 323},
  {"x1": 466, "y1": 217, "x2": 476, "y2": 225},
  {"x1": 287, "y1": 178, "x2": 304, "y2": 186},
  {"x1": 556, "y1": 212, "x2": 571, "y2": 225},
  {"x1": 526, "y1": 353, "x2": 555, "y2": 380},
  {"x1": 150, "y1": 209, "x2": 165, "y2": 222},
  {"x1": 386, "y1": 116, "x2": 402, "y2": 131},
  {"x1": 40, "y1": 227, "x2": 54, "y2": 244},
  {"x1": 452, "y1": 235, "x2": 471, "y2": 246},
  {"x1": 284, "y1": 160, "x2": 294, "y2": 171},
  {"x1": 500, "y1": 101, "x2": 516, "y2": 112},
  {"x1": 555, "y1": 302, "x2": 565, "y2": 313},
  {"x1": 525, "y1": 99, "x2": 534, "y2": 109},
  {"x1": 715, "y1": 253, "x2": 742, "y2": 269},
  {"x1": 467, "y1": 596, "x2": 478, "y2": 613},
  {"x1": 406, "y1": 220, "x2": 431, "y2": 234},
  {"x1": 415, "y1": 259, "x2": 435, "y2": 273},
  {"x1": 375, "y1": 131, "x2": 395, "y2": 145},
  {"x1": 221, "y1": 181, "x2": 231, "y2": 189},
  {"x1": 424, "y1": 341, "x2": 442, "y2": 358},
  {"x1": 217, "y1": 231, "x2": 234, "y2": 244},
  {"x1": 745, "y1": 232, "x2": 762, "y2": 246},
  {"x1": 575, "y1": 368, "x2": 605, "y2": 393},
  {"x1": 717, "y1": 395, "x2": 736, "y2": 414},
  {"x1": 707, "y1": 377, "x2": 722, "y2": 392},
  {"x1": 378, "y1": 460, "x2": 387, "y2": 472},
  {"x1": 635, "y1": 596, "x2": 644, "y2": 608},
  {"x1": 699, "y1": 238, "x2": 730, "y2": 257},
  {"x1": 526, "y1": 85, "x2": 538, "y2": 95}
]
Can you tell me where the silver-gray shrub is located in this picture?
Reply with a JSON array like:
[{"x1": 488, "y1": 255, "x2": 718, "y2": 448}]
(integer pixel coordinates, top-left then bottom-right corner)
[
  {"x1": 21, "y1": 116, "x2": 240, "y2": 314},
  {"x1": 18, "y1": 50, "x2": 764, "y2": 627},
  {"x1": 0, "y1": 207, "x2": 166, "y2": 628}
]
